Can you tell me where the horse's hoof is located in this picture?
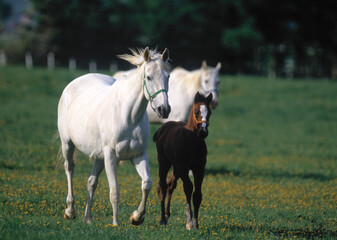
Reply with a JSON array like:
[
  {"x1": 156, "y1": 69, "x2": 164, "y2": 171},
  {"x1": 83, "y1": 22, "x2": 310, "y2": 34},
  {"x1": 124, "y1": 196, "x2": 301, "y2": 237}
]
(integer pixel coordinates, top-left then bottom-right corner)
[
  {"x1": 130, "y1": 211, "x2": 145, "y2": 226},
  {"x1": 64, "y1": 212, "x2": 76, "y2": 220},
  {"x1": 83, "y1": 217, "x2": 92, "y2": 224}
]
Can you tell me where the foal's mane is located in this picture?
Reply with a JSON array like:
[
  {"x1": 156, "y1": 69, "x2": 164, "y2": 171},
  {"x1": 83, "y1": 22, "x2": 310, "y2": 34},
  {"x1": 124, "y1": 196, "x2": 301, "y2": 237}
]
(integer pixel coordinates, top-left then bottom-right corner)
[{"x1": 118, "y1": 48, "x2": 171, "y2": 71}]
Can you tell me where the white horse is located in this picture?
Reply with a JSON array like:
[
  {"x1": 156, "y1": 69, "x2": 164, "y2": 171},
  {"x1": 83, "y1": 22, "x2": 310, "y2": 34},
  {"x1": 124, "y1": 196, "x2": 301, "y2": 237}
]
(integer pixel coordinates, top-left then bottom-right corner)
[
  {"x1": 57, "y1": 47, "x2": 170, "y2": 226},
  {"x1": 113, "y1": 60, "x2": 221, "y2": 123}
]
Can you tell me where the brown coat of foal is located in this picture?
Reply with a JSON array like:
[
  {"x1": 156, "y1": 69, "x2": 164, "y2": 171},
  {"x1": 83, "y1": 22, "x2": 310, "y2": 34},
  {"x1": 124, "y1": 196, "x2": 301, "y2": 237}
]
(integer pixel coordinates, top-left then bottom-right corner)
[{"x1": 153, "y1": 92, "x2": 213, "y2": 230}]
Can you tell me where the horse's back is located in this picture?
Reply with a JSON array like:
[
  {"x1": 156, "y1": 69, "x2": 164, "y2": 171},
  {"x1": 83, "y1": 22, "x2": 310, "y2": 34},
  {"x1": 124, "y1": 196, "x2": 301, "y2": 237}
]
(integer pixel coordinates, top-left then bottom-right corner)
[{"x1": 63, "y1": 73, "x2": 116, "y2": 98}]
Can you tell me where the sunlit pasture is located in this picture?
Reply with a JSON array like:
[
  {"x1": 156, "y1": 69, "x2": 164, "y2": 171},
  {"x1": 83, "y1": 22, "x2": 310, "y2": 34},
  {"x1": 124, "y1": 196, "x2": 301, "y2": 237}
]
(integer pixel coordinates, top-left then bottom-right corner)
[{"x1": 0, "y1": 66, "x2": 336, "y2": 239}]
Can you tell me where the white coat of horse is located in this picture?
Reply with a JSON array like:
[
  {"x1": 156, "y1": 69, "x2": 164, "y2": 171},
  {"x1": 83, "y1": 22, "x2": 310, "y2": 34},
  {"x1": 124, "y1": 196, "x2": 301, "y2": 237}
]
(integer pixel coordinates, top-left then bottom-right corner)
[
  {"x1": 57, "y1": 47, "x2": 170, "y2": 226},
  {"x1": 113, "y1": 60, "x2": 220, "y2": 123}
]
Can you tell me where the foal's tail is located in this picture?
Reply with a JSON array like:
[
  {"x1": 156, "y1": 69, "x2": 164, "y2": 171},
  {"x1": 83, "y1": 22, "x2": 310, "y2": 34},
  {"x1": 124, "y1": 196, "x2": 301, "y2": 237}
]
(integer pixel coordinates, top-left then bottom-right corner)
[{"x1": 153, "y1": 129, "x2": 159, "y2": 142}]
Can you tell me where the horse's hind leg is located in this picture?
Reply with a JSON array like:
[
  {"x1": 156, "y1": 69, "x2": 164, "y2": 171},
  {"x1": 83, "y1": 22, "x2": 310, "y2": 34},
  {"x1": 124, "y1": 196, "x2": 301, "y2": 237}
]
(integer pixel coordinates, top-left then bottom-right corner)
[
  {"x1": 192, "y1": 167, "x2": 205, "y2": 229},
  {"x1": 165, "y1": 170, "x2": 178, "y2": 220},
  {"x1": 181, "y1": 172, "x2": 194, "y2": 230},
  {"x1": 62, "y1": 140, "x2": 76, "y2": 220},
  {"x1": 157, "y1": 158, "x2": 171, "y2": 225},
  {"x1": 83, "y1": 159, "x2": 104, "y2": 223}
]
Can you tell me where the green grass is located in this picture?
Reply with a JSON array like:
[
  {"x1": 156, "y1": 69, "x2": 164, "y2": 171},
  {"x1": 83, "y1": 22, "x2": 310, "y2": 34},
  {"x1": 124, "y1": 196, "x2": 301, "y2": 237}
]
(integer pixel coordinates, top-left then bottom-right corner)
[{"x1": 0, "y1": 66, "x2": 336, "y2": 239}]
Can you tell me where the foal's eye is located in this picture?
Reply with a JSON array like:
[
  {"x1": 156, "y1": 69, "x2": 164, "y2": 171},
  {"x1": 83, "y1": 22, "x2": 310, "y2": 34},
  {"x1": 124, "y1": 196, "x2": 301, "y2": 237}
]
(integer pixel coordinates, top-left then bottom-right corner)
[
  {"x1": 205, "y1": 80, "x2": 209, "y2": 84},
  {"x1": 147, "y1": 76, "x2": 152, "y2": 81}
]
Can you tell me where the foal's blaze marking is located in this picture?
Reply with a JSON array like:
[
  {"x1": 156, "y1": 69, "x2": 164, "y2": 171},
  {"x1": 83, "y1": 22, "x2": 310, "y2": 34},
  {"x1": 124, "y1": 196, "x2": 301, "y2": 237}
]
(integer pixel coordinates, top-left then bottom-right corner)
[{"x1": 154, "y1": 92, "x2": 213, "y2": 230}]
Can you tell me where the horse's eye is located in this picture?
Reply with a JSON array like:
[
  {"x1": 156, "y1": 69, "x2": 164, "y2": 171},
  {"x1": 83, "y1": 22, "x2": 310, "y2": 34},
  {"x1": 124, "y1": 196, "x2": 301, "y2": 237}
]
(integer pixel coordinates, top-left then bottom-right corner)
[
  {"x1": 205, "y1": 80, "x2": 209, "y2": 84},
  {"x1": 168, "y1": 74, "x2": 170, "y2": 79},
  {"x1": 147, "y1": 76, "x2": 152, "y2": 81}
]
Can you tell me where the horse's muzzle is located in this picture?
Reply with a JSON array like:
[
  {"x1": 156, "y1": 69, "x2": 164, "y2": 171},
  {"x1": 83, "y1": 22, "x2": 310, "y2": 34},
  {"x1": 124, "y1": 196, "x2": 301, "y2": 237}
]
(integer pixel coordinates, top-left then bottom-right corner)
[
  {"x1": 210, "y1": 100, "x2": 218, "y2": 109},
  {"x1": 157, "y1": 104, "x2": 171, "y2": 119}
]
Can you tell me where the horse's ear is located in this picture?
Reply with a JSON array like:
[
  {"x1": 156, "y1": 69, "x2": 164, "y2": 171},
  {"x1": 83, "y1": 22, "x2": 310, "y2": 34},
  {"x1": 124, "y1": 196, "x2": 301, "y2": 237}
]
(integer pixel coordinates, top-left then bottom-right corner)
[
  {"x1": 202, "y1": 60, "x2": 207, "y2": 70},
  {"x1": 194, "y1": 91, "x2": 203, "y2": 103},
  {"x1": 144, "y1": 47, "x2": 151, "y2": 63},
  {"x1": 161, "y1": 48, "x2": 169, "y2": 62},
  {"x1": 206, "y1": 93, "x2": 213, "y2": 104},
  {"x1": 216, "y1": 62, "x2": 221, "y2": 70}
]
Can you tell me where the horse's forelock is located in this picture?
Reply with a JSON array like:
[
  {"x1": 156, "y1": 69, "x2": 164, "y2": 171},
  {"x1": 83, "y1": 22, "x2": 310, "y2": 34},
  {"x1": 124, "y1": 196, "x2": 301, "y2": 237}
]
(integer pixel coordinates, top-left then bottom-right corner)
[{"x1": 118, "y1": 48, "x2": 170, "y2": 71}]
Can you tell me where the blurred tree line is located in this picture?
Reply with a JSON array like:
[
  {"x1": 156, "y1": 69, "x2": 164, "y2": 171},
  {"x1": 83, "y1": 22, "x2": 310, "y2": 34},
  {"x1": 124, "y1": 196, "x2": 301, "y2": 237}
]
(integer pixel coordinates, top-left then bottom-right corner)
[{"x1": 1, "y1": 0, "x2": 337, "y2": 78}]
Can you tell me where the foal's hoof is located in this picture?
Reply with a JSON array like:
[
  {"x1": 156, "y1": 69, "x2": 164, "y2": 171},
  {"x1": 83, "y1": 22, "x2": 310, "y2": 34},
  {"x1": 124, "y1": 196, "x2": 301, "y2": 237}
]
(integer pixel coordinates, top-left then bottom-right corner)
[
  {"x1": 130, "y1": 211, "x2": 145, "y2": 226},
  {"x1": 186, "y1": 222, "x2": 193, "y2": 230},
  {"x1": 159, "y1": 218, "x2": 167, "y2": 226}
]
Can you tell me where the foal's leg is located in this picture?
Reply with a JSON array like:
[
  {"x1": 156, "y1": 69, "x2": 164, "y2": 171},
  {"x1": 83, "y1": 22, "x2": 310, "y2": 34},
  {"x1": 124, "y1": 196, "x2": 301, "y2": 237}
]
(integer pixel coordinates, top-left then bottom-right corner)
[
  {"x1": 83, "y1": 159, "x2": 104, "y2": 223},
  {"x1": 62, "y1": 140, "x2": 76, "y2": 220},
  {"x1": 130, "y1": 152, "x2": 153, "y2": 225},
  {"x1": 104, "y1": 147, "x2": 120, "y2": 226},
  {"x1": 181, "y1": 172, "x2": 194, "y2": 230},
  {"x1": 192, "y1": 168, "x2": 205, "y2": 229},
  {"x1": 157, "y1": 158, "x2": 171, "y2": 225},
  {"x1": 165, "y1": 171, "x2": 178, "y2": 220}
]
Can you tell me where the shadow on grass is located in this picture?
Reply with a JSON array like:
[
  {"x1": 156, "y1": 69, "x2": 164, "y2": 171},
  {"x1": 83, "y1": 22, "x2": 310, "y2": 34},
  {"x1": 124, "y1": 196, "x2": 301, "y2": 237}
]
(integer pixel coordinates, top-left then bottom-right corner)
[
  {"x1": 205, "y1": 166, "x2": 335, "y2": 182},
  {"x1": 223, "y1": 222, "x2": 337, "y2": 238}
]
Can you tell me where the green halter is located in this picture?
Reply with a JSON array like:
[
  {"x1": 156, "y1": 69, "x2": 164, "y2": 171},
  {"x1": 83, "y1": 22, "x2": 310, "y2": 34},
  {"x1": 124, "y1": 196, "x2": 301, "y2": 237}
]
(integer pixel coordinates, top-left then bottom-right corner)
[{"x1": 143, "y1": 68, "x2": 167, "y2": 107}]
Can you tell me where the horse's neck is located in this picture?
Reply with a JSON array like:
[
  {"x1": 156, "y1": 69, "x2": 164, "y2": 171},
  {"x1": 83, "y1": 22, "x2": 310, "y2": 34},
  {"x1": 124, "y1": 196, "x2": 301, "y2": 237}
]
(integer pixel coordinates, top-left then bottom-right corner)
[
  {"x1": 188, "y1": 69, "x2": 202, "y2": 92},
  {"x1": 184, "y1": 106, "x2": 195, "y2": 132},
  {"x1": 115, "y1": 67, "x2": 148, "y2": 124}
]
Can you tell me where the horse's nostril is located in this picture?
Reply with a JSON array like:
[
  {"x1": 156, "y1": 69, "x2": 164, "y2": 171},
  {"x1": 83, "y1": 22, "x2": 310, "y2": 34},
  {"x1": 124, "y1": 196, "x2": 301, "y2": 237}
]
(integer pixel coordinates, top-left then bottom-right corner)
[{"x1": 158, "y1": 106, "x2": 162, "y2": 115}]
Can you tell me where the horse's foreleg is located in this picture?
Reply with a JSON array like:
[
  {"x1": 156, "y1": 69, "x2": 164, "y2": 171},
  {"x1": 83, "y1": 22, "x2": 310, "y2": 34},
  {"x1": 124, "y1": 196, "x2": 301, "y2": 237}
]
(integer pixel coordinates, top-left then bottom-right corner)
[
  {"x1": 131, "y1": 153, "x2": 153, "y2": 225},
  {"x1": 104, "y1": 147, "x2": 119, "y2": 226},
  {"x1": 62, "y1": 141, "x2": 76, "y2": 220},
  {"x1": 83, "y1": 159, "x2": 104, "y2": 223},
  {"x1": 181, "y1": 173, "x2": 193, "y2": 230},
  {"x1": 165, "y1": 171, "x2": 178, "y2": 220},
  {"x1": 192, "y1": 168, "x2": 205, "y2": 229}
]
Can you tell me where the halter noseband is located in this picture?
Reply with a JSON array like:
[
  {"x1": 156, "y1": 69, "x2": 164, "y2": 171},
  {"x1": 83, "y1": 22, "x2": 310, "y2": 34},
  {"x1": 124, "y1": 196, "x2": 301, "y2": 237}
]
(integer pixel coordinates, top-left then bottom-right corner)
[
  {"x1": 192, "y1": 104, "x2": 209, "y2": 127},
  {"x1": 143, "y1": 68, "x2": 167, "y2": 111}
]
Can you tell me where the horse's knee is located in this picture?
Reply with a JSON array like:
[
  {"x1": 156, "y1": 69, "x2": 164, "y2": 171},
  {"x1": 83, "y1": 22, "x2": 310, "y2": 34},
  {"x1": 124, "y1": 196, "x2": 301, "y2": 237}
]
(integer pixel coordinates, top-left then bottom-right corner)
[
  {"x1": 64, "y1": 160, "x2": 75, "y2": 172},
  {"x1": 142, "y1": 178, "x2": 152, "y2": 192},
  {"x1": 87, "y1": 176, "x2": 98, "y2": 191}
]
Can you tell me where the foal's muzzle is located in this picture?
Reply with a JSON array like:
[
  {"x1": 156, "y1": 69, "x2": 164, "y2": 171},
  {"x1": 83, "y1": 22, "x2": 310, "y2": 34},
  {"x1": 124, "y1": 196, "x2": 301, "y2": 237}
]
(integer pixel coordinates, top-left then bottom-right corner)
[
  {"x1": 197, "y1": 128, "x2": 208, "y2": 138},
  {"x1": 157, "y1": 104, "x2": 171, "y2": 119}
]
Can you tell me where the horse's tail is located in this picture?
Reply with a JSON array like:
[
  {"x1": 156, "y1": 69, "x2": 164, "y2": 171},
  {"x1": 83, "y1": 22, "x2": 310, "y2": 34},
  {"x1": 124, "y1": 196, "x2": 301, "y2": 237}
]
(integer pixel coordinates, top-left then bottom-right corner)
[{"x1": 52, "y1": 130, "x2": 64, "y2": 168}]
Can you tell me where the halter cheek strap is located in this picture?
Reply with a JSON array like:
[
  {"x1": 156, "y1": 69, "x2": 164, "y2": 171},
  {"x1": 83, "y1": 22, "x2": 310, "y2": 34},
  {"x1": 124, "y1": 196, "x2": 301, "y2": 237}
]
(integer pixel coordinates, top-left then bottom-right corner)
[
  {"x1": 192, "y1": 104, "x2": 209, "y2": 127},
  {"x1": 143, "y1": 68, "x2": 167, "y2": 111}
]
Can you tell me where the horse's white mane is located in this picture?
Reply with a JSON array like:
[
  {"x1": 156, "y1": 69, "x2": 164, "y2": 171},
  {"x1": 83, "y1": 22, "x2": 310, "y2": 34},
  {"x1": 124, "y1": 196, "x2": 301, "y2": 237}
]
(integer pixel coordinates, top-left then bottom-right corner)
[
  {"x1": 118, "y1": 48, "x2": 171, "y2": 71},
  {"x1": 171, "y1": 67, "x2": 202, "y2": 90}
]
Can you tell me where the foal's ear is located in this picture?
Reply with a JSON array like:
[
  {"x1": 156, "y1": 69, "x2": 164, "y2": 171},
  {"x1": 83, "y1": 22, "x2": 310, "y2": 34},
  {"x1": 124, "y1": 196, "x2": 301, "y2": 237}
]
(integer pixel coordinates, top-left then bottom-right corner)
[
  {"x1": 194, "y1": 91, "x2": 203, "y2": 103},
  {"x1": 202, "y1": 60, "x2": 207, "y2": 70},
  {"x1": 161, "y1": 48, "x2": 169, "y2": 62},
  {"x1": 206, "y1": 93, "x2": 213, "y2": 104},
  {"x1": 144, "y1": 47, "x2": 151, "y2": 63}
]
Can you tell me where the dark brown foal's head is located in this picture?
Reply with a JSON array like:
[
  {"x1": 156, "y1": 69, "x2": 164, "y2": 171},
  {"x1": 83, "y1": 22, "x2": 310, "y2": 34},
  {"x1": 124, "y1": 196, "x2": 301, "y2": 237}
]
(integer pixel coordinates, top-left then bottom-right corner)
[{"x1": 192, "y1": 92, "x2": 213, "y2": 138}]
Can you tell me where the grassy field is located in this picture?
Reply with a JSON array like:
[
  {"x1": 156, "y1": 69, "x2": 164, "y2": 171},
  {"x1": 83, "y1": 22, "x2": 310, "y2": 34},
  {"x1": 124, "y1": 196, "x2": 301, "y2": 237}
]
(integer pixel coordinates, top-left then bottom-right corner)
[{"x1": 0, "y1": 65, "x2": 336, "y2": 239}]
